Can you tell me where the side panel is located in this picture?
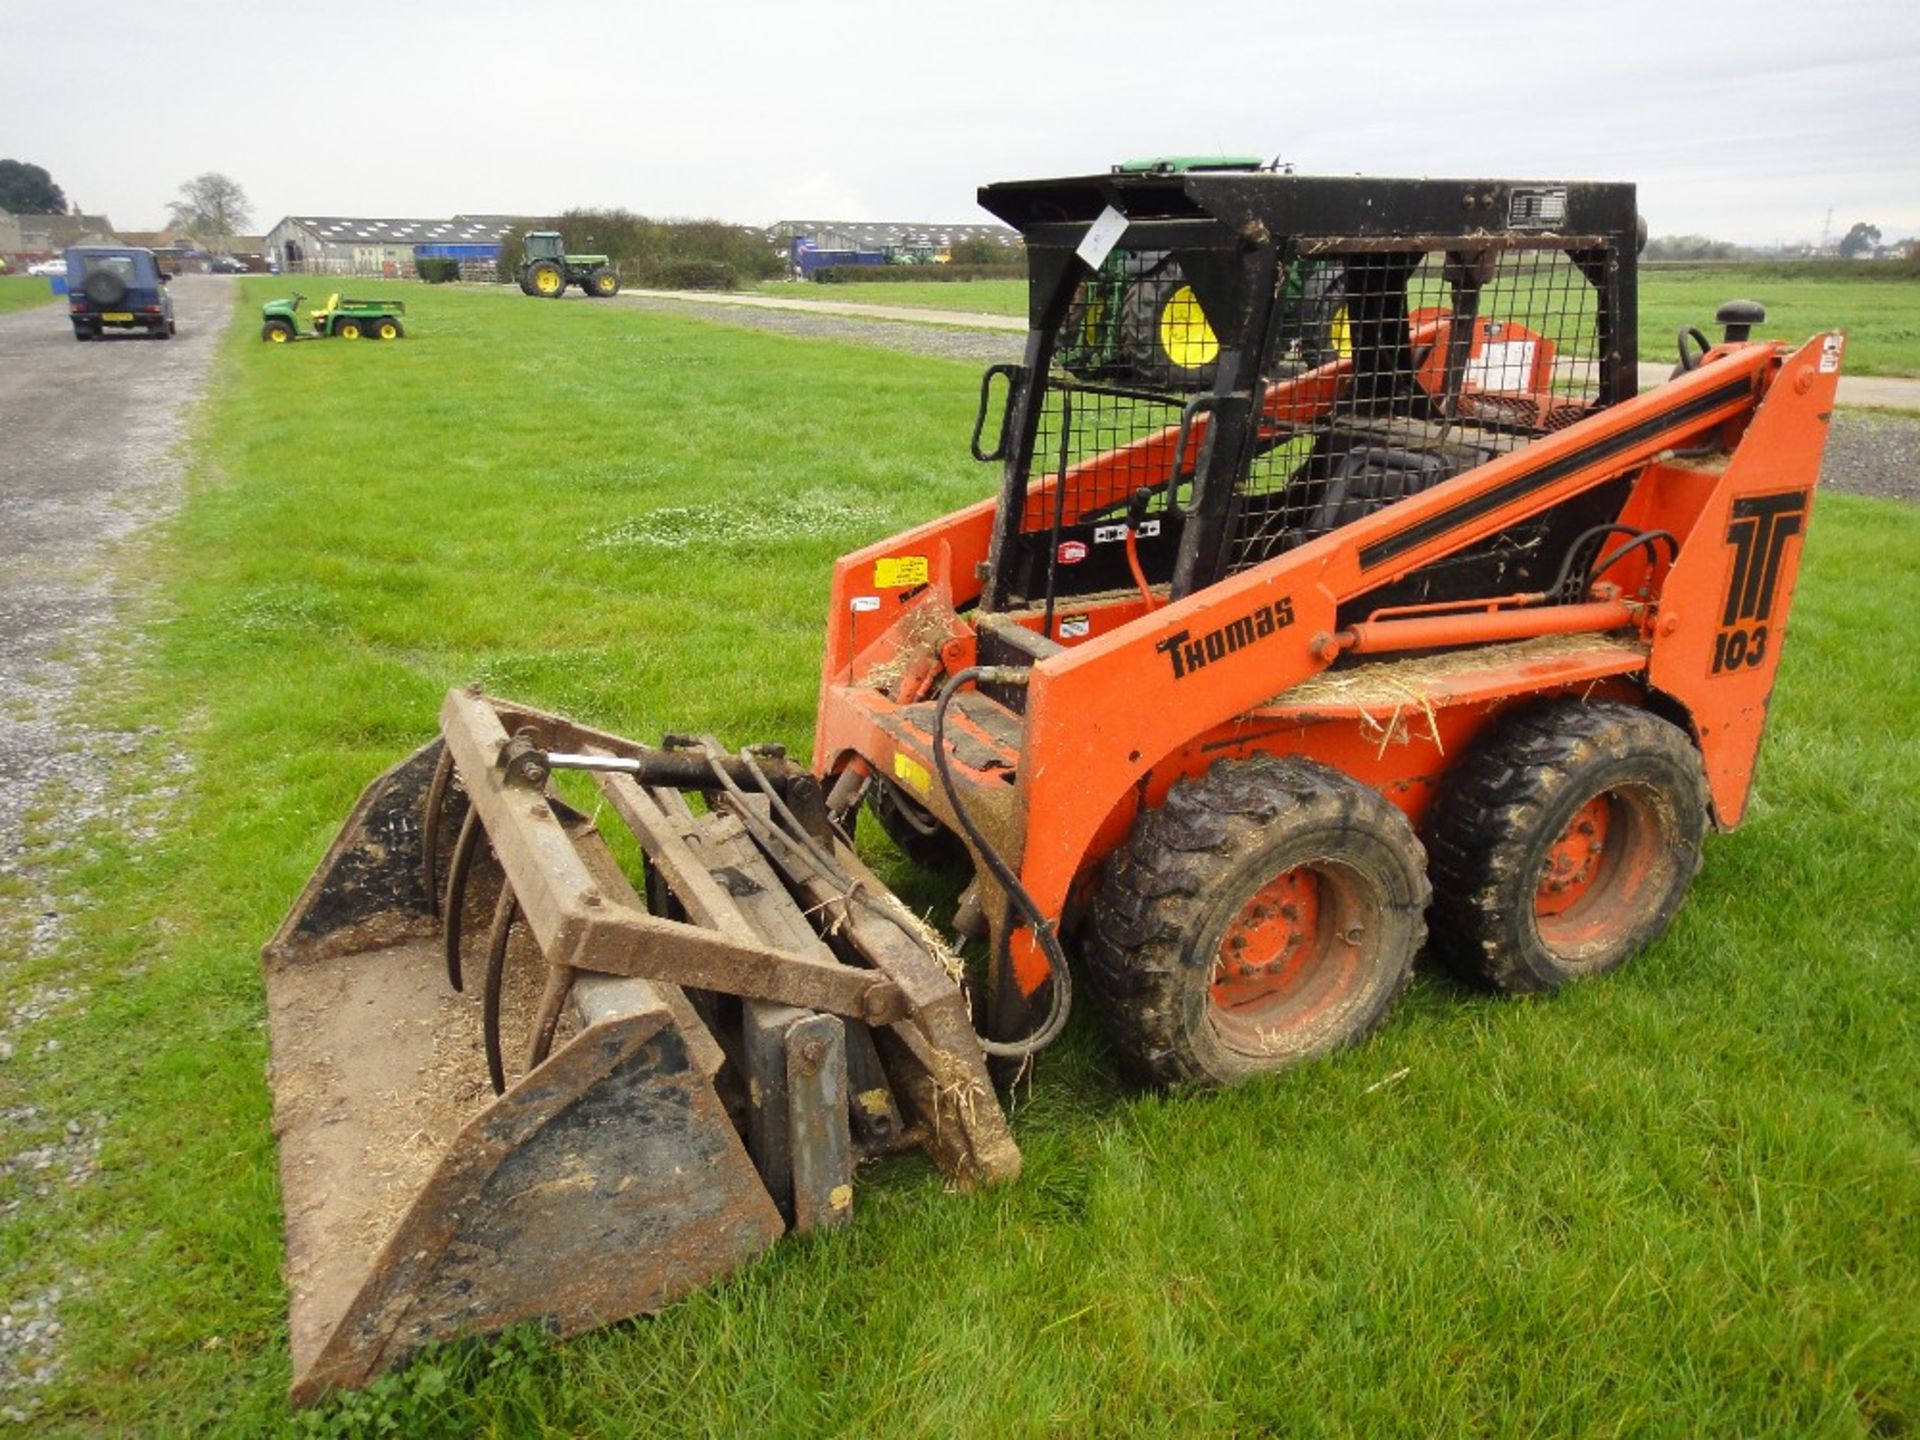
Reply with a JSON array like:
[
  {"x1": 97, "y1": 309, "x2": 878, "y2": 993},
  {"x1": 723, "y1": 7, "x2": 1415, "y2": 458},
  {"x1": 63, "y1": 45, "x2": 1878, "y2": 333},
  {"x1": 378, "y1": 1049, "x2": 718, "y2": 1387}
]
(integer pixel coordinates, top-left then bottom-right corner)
[{"x1": 1648, "y1": 333, "x2": 1842, "y2": 826}]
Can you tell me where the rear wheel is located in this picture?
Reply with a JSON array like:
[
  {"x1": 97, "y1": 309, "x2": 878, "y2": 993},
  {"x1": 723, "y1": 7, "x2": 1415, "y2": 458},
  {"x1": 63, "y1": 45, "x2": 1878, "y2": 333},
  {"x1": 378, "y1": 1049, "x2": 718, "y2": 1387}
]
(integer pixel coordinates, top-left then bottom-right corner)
[
  {"x1": 587, "y1": 265, "x2": 619, "y2": 297},
  {"x1": 1426, "y1": 701, "x2": 1709, "y2": 994},
  {"x1": 1123, "y1": 276, "x2": 1220, "y2": 390},
  {"x1": 375, "y1": 317, "x2": 403, "y2": 340},
  {"x1": 262, "y1": 319, "x2": 295, "y2": 343},
  {"x1": 337, "y1": 320, "x2": 362, "y2": 340},
  {"x1": 1087, "y1": 756, "x2": 1429, "y2": 1088},
  {"x1": 528, "y1": 261, "x2": 566, "y2": 298}
]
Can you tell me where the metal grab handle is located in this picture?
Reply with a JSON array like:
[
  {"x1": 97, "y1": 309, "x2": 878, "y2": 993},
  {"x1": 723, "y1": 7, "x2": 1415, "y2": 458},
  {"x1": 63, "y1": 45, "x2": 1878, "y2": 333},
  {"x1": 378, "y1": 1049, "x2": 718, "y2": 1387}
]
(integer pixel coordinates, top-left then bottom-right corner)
[
  {"x1": 1169, "y1": 393, "x2": 1221, "y2": 491},
  {"x1": 1675, "y1": 326, "x2": 1713, "y2": 374},
  {"x1": 970, "y1": 364, "x2": 1023, "y2": 462}
]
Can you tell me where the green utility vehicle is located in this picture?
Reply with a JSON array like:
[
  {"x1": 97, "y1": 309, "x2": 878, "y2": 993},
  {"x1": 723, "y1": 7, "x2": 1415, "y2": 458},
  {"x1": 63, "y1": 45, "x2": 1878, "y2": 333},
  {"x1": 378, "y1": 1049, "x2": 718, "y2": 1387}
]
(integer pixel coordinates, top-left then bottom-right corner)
[
  {"x1": 517, "y1": 231, "x2": 620, "y2": 298},
  {"x1": 261, "y1": 291, "x2": 407, "y2": 343}
]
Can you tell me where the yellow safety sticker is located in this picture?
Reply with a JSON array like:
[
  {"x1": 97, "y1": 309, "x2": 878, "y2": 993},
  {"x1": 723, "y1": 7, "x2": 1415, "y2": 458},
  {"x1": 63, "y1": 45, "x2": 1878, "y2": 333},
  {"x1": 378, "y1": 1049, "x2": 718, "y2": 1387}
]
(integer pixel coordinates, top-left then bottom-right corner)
[
  {"x1": 893, "y1": 752, "x2": 932, "y2": 797},
  {"x1": 874, "y1": 555, "x2": 929, "y2": 588},
  {"x1": 828, "y1": 1183, "x2": 854, "y2": 1212}
]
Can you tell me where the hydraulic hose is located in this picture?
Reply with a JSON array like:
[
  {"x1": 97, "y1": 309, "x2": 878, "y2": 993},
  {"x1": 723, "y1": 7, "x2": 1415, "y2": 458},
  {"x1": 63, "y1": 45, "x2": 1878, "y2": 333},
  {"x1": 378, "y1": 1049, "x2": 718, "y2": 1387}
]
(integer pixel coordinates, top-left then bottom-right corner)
[{"x1": 930, "y1": 667, "x2": 1072, "y2": 1058}]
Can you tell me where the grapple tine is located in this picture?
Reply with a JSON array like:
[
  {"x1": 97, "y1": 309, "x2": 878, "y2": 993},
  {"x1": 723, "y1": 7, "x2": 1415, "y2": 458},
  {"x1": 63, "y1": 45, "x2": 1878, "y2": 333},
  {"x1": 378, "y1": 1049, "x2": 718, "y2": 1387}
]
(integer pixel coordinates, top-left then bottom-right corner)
[
  {"x1": 525, "y1": 964, "x2": 575, "y2": 1073},
  {"x1": 481, "y1": 884, "x2": 520, "y2": 1096},
  {"x1": 421, "y1": 745, "x2": 455, "y2": 920},
  {"x1": 442, "y1": 807, "x2": 481, "y2": 994}
]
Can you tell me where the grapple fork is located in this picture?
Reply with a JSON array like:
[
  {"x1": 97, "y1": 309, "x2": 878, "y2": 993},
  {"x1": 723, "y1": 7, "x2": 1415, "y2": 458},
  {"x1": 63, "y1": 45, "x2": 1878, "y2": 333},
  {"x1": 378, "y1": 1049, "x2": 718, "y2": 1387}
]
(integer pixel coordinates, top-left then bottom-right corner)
[{"x1": 263, "y1": 687, "x2": 1016, "y2": 1404}]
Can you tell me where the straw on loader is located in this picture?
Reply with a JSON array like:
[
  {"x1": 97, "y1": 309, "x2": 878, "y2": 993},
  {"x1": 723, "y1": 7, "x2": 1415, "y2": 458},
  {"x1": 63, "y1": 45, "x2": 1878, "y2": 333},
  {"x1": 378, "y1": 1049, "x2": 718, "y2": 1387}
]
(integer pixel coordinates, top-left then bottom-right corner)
[{"x1": 266, "y1": 165, "x2": 1842, "y2": 1402}]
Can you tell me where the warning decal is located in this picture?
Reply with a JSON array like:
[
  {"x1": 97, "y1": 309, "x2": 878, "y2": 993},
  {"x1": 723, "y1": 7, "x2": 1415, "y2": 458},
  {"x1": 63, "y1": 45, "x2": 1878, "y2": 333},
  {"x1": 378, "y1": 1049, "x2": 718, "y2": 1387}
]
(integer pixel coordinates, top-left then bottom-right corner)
[{"x1": 874, "y1": 556, "x2": 929, "y2": 588}]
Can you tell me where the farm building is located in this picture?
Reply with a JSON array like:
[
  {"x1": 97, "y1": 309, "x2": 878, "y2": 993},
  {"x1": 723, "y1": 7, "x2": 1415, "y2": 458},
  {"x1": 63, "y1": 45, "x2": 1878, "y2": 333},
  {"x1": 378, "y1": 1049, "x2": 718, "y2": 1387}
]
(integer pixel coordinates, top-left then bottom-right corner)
[
  {"x1": 263, "y1": 214, "x2": 521, "y2": 278},
  {"x1": 769, "y1": 219, "x2": 1018, "y2": 275},
  {"x1": 0, "y1": 210, "x2": 115, "y2": 263}
]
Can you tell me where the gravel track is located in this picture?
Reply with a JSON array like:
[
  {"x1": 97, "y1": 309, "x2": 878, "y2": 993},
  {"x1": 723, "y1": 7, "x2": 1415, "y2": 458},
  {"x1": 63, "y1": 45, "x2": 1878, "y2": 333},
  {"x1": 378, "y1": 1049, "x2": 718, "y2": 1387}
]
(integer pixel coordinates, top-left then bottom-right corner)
[
  {"x1": 0, "y1": 275, "x2": 233, "y2": 1421},
  {"x1": 615, "y1": 294, "x2": 1919, "y2": 505}
]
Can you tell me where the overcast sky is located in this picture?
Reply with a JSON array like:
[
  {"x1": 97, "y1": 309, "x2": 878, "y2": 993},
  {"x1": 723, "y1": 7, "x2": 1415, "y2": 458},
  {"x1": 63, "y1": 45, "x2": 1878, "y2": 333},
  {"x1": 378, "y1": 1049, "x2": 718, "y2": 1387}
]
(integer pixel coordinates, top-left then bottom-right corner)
[{"x1": 4, "y1": 0, "x2": 1916, "y2": 246}]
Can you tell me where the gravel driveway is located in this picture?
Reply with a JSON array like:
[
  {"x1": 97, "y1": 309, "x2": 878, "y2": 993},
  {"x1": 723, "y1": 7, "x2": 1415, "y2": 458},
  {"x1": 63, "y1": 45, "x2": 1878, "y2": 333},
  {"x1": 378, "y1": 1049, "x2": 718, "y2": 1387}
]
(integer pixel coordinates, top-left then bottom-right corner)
[
  {"x1": 0, "y1": 275, "x2": 235, "y2": 936},
  {"x1": 617, "y1": 294, "x2": 1919, "y2": 505}
]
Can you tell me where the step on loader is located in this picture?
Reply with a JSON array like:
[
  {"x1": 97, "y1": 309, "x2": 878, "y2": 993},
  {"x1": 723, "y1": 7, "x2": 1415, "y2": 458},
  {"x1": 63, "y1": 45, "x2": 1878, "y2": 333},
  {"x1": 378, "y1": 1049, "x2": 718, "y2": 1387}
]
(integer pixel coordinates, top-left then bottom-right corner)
[{"x1": 266, "y1": 166, "x2": 1842, "y2": 1401}]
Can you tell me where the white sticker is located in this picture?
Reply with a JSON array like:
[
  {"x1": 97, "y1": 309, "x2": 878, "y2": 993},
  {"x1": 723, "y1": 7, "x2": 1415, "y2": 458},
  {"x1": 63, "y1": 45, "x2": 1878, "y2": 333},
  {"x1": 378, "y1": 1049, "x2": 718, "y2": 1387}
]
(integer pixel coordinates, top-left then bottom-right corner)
[
  {"x1": 1093, "y1": 519, "x2": 1161, "y2": 544},
  {"x1": 1465, "y1": 339, "x2": 1537, "y2": 394},
  {"x1": 850, "y1": 595, "x2": 881, "y2": 613},
  {"x1": 1058, "y1": 614, "x2": 1091, "y2": 639},
  {"x1": 1818, "y1": 334, "x2": 1844, "y2": 373},
  {"x1": 1076, "y1": 205, "x2": 1130, "y2": 270}
]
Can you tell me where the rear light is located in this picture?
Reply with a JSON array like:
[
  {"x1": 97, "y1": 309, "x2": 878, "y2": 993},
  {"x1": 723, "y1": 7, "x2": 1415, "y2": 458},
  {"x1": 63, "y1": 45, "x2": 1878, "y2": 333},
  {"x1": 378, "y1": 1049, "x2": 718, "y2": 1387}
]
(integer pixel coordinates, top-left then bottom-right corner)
[{"x1": 141, "y1": 305, "x2": 161, "y2": 314}]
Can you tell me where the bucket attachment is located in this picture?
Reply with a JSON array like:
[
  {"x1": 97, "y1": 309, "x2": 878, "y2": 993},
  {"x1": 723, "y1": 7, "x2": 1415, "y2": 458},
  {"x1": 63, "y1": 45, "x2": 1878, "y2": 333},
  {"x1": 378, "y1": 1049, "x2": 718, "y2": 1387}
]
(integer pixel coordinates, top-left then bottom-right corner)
[{"x1": 263, "y1": 688, "x2": 1018, "y2": 1404}]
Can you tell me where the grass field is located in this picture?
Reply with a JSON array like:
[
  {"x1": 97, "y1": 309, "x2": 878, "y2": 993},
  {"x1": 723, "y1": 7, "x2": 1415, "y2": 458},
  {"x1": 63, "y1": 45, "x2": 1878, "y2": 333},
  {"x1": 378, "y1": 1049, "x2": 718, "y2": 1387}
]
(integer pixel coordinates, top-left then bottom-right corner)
[
  {"x1": 0, "y1": 273, "x2": 58, "y2": 315},
  {"x1": 754, "y1": 266, "x2": 1920, "y2": 375},
  {"x1": 2, "y1": 279, "x2": 1915, "y2": 1437}
]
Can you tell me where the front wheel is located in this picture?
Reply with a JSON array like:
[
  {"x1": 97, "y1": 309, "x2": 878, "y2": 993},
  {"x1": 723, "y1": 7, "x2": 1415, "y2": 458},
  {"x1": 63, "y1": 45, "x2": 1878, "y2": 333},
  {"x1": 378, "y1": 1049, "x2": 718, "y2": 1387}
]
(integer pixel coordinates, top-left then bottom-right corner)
[
  {"x1": 262, "y1": 319, "x2": 295, "y2": 343},
  {"x1": 375, "y1": 317, "x2": 403, "y2": 340},
  {"x1": 586, "y1": 265, "x2": 619, "y2": 297},
  {"x1": 1087, "y1": 756, "x2": 1429, "y2": 1088},
  {"x1": 1426, "y1": 701, "x2": 1709, "y2": 994}
]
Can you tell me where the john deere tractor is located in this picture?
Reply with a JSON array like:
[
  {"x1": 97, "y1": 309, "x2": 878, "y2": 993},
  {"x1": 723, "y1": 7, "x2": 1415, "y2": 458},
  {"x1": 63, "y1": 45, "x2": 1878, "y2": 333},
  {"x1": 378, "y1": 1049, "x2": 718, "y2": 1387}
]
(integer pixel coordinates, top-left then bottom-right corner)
[
  {"x1": 516, "y1": 231, "x2": 620, "y2": 298},
  {"x1": 1058, "y1": 156, "x2": 1348, "y2": 389}
]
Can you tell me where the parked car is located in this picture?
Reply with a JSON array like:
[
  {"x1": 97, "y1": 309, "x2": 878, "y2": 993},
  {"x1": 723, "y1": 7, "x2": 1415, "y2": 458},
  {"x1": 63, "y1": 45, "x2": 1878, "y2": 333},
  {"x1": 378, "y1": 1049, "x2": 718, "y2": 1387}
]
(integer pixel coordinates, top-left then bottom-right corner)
[
  {"x1": 27, "y1": 258, "x2": 65, "y2": 276},
  {"x1": 65, "y1": 246, "x2": 176, "y2": 340},
  {"x1": 209, "y1": 255, "x2": 247, "y2": 274}
]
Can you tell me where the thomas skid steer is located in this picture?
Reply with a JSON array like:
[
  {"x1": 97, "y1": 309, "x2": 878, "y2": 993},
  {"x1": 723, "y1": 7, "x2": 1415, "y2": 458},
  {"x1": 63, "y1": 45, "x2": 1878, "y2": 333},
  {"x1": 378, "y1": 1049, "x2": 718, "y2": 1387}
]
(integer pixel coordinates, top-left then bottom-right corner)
[{"x1": 265, "y1": 166, "x2": 1841, "y2": 1400}]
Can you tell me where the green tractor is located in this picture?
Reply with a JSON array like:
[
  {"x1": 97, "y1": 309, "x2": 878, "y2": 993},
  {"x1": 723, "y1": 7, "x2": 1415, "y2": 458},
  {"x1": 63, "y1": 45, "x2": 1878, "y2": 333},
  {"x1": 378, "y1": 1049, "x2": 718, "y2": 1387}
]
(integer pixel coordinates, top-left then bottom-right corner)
[
  {"x1": 1058, "y1": 156, "x2": 1348, "y2": 390},
  {"x1": 517, "y1": 231, "x2": 620, "y2": 298},
  {"x1": 260, "y1": 291, "x2": 406, "y2": 343}
]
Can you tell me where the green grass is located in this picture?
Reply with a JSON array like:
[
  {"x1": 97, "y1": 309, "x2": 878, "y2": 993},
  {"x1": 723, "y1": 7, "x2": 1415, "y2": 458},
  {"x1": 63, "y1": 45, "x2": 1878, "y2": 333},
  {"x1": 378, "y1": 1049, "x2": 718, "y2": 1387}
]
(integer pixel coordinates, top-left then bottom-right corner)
[
  {"x1": 753, "y1": 268, "x2": 1920, "y2": 374},
  {"x1": 1640, "y1": 264, "x2": 1920, "y2": 377},
  {"x1": 2, "y1": 279, "x2": 1915, "y2": 1438},
  {"x1": 0, "y1": 272, "x2": 59, "y2": 314}
]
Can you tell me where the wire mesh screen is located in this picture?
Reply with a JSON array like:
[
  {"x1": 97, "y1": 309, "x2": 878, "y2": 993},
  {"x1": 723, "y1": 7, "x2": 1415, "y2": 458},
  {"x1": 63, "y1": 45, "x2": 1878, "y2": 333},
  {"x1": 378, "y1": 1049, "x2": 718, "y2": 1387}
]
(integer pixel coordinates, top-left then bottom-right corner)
[
  {"x1": 1229, "y1": 244, "x2": 1608, "y2": 574},
  {"x1": 1008, "y1": 238, "x2": 1613, "y2": 605}
]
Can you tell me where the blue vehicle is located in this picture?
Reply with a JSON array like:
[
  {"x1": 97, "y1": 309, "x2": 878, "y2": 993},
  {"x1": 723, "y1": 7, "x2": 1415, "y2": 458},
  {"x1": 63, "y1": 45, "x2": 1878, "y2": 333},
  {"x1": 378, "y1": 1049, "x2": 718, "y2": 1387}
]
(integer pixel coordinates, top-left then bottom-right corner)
[{"x1": 65, "y1": 245, "x2": 176, "y2": 341}]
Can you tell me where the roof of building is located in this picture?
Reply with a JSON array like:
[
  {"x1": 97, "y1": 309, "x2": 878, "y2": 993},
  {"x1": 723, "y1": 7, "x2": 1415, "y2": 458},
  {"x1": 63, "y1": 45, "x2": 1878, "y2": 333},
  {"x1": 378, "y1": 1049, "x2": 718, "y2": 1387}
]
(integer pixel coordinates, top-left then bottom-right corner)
[
  {"x1": 771, "y1": 220, "x2": 1016, "y2": 248},
  {"x1": 273, "y1": 215, "x2": 521, "y2": 245},
  {"x1": 6, "y1": 212, "x2": 116, "y2": 245}
]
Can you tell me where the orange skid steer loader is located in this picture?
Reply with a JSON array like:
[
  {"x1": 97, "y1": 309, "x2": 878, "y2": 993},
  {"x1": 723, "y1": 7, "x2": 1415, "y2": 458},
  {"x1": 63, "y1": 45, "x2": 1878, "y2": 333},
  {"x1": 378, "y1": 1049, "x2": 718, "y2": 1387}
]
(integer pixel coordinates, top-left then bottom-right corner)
[{"x1": 265, "y1": 166, "x2": 1841, "y2": 1400}]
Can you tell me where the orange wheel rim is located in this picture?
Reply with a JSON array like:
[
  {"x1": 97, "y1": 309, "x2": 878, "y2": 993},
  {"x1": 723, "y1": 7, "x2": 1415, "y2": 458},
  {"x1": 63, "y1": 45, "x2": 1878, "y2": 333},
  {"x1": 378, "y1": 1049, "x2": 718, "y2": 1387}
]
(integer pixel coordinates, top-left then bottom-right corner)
[
  {"x1": 1210, "y1": 865, "x2": 1363, "y2": 1047},
  {"x1": 1536, "y1": 794, "x2": 1610, "y2": 917},
  {"x1": 1533, "y1": 787, "x2": 1661, "y2": 954}
]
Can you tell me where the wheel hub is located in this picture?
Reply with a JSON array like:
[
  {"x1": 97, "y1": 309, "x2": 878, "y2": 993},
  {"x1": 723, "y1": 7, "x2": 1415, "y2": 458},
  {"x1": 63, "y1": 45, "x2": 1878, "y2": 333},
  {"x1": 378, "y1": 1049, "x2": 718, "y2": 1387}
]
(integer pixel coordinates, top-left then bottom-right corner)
[
  {"x1": 1211, "y1": 867, "x2": 1323, "y2": 1009},
  {"x1": 1536, "y1": 794, "x2": 1611, "y2": 917}
]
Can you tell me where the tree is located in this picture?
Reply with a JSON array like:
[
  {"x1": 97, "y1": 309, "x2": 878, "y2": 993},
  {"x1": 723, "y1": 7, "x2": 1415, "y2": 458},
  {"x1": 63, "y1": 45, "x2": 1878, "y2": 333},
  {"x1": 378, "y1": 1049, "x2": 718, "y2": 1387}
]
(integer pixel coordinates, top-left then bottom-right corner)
[
  {"x1": 167, "y1": 172, "x2": 253, "y2": 250},
  {"x1": 0, "y1": 159, "x2": 68, "y2": 215},
  {"x1": 1838, "y1": 221, "x2": 1882, "y2": 259}
]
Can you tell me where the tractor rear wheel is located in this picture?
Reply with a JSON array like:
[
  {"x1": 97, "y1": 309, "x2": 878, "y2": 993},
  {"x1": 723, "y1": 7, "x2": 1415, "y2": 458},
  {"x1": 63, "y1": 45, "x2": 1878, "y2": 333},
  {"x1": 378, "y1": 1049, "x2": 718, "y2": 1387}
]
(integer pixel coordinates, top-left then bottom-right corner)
[
  {"x1": 586, "y1": 265, "x2": 619, "y2": 297},
  {"x1": 1426, "y1": 701, "x2": 1709, "y2": 994},
  {"x1": 1122, "y1": 277, "x2": 1220, "y2": 390},
  {"x1": 528, "y1": 261, "x2": 566, "y2": 298},
  {"x1": 1087, "y1": 756, "x2": 1429, "y2": 1088}
]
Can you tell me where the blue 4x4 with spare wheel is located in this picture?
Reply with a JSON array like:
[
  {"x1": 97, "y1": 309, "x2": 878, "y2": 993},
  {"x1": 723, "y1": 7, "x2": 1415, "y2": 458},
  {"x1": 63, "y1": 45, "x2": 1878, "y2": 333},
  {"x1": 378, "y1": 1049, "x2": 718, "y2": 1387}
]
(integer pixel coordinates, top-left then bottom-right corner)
[{"x1": 66, "y1": 246, "x2": 175, "y2": 341}]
